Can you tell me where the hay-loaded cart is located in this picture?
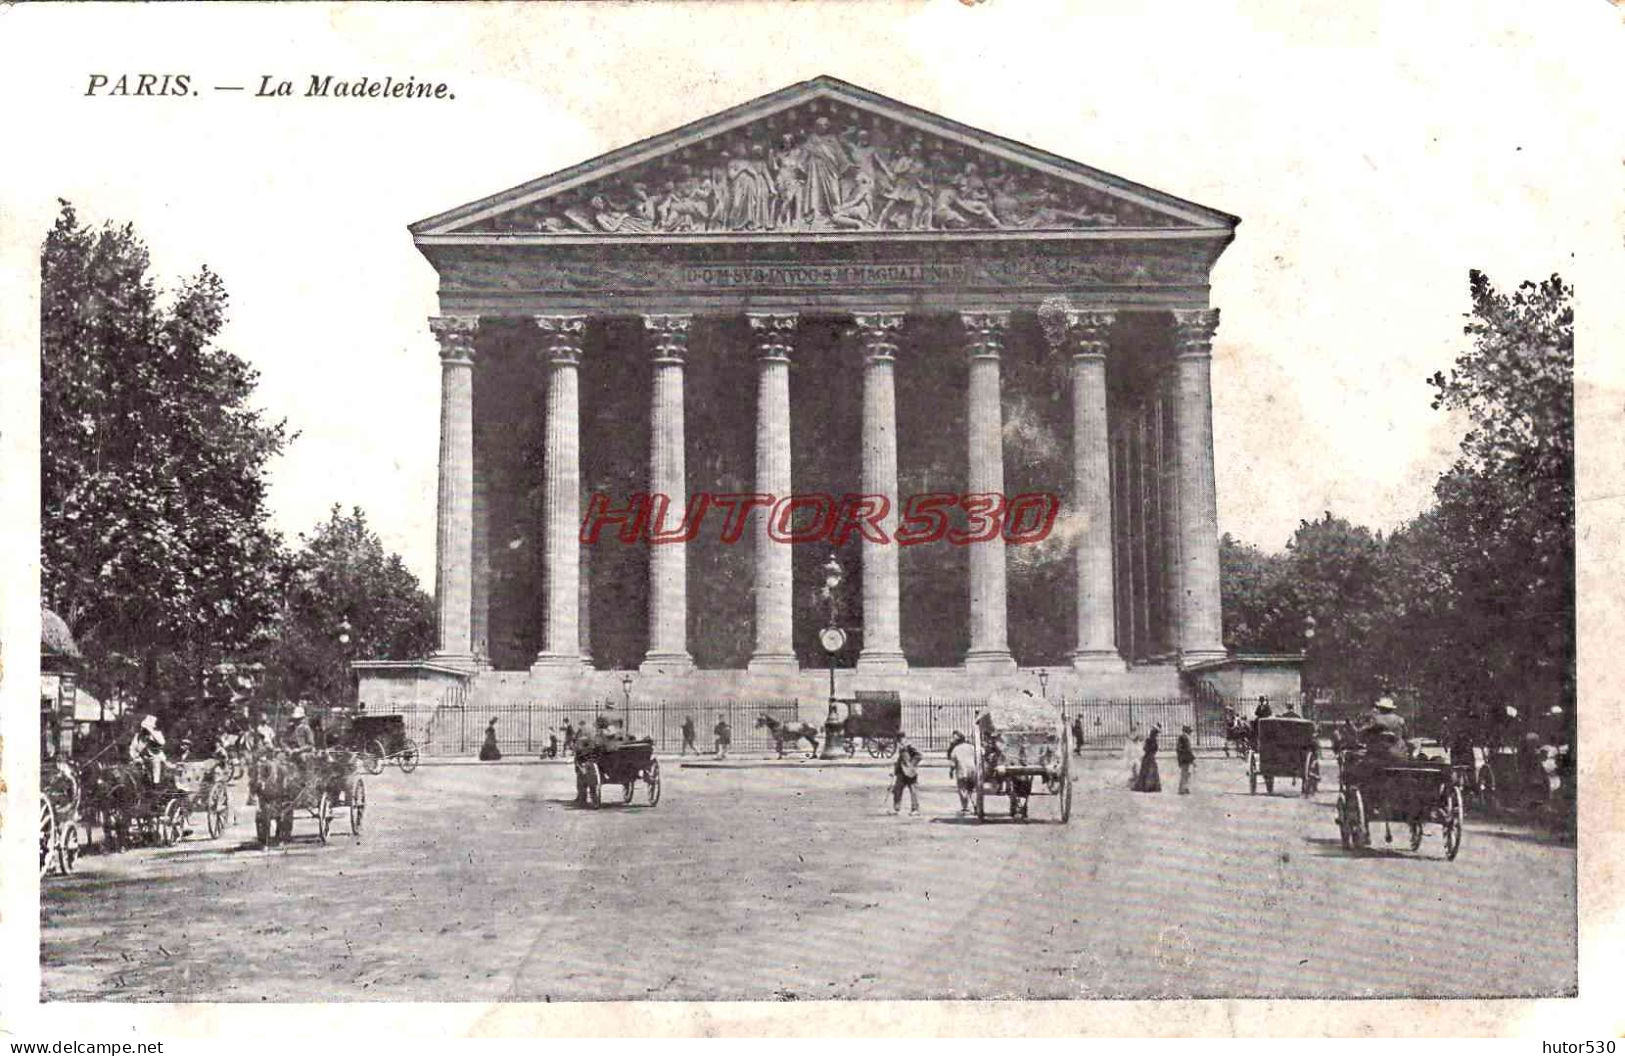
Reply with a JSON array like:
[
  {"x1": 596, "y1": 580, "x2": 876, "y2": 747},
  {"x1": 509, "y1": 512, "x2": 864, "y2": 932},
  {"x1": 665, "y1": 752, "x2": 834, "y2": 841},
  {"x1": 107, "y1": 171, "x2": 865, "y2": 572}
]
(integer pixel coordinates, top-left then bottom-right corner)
[
  {"x1": 257, "y1": 750, "x2": 365, "y2": 846},
  {"x1": 574, "y1": 738, "x2": 662, "y2": 809},
  {"x1": 970, "y1": 717, "x2": 1072, "y2": 823}
]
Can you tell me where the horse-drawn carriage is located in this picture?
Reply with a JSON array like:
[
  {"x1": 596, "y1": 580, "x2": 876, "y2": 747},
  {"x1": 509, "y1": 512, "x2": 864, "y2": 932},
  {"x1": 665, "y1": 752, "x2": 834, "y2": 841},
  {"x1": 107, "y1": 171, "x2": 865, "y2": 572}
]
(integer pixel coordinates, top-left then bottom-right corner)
[
  {"x1": 843, "y1": 691, "x2": 903, "y2": 758},
  {"x1": 341, "y1": 714, "x2": 420, "y2": 775},
  {"x1": 573, "y1": 737, "x2": 661, "y2": 808},
  {"x1": 1335, "y1": 755, "x2": 1464, "y2": 859},
  {"x1": 251, "y1": 749, "x2": 365, "y2": 846},
  {"x1": 969, "y1": 715, "x2": 1073, "y2": 823},
  {"x1": 82, "y1": 756, "x2": 230, "y2": 851},
  {"x1": 1247, "y1": 716, "x2": 1321, "y2": 796}
]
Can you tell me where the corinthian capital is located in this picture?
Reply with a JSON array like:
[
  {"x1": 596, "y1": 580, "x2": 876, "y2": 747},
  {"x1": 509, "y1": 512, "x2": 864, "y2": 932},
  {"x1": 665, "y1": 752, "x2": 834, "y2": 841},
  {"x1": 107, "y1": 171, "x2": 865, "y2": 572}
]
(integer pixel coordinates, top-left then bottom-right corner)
[
  {"x1": 747, "y1": 312, "x2": 798, "y2": 363},
  {"x1": 1051, "y1": 309, "x2": 1116, "y2": 360},
  {"x1": 961, "y1": 310, "x2": 1011, "y2": 360},
  {"x1": 643, "y1": 313, "x2": 692, "y2": 364},
  {"x1": 534, "y1": 314, "x2": 587, "y2": 365},
  {"x1": 853, "y1": 311, "x2": 905, "y2": 364},
  {"x1": 1171, "y1": 308, "x2": 1221, "y2": 358},
  {"x1": 429, "y1": 315, "x2": 479, "y2": 364}
]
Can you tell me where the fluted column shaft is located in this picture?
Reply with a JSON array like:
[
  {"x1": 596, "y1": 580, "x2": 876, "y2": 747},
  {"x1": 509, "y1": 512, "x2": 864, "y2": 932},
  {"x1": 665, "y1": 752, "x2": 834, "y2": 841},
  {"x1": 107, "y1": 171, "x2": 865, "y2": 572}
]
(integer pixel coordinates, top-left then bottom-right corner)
[
  {"x1": 471, "y1": 448, "x2": 490, "y2": 665},
  {"x1": 1059, "y1": 311, "x2": 1124, "y2": 670},
  {"x1": 748, "y1": 313, "x2": 798, "y2": 672},
  {"x1": 962, "y1": 311, "x2": 1016, "y2": 673},
  {"x1": 1172, "y1": 308, "x2": 1226, "y2": 662},
  {"x1": 532, "y1": 315, "x2": 585, "y2": 668},
  {"x1": 429, "y1": 316, "x2": 477, "y2": 664},
  {"x1": 642, "y1": 315, "x2": 694, "y2": 672},
  {"x1": 855, "y1": 312, "x2": 908, "y2": 672}
]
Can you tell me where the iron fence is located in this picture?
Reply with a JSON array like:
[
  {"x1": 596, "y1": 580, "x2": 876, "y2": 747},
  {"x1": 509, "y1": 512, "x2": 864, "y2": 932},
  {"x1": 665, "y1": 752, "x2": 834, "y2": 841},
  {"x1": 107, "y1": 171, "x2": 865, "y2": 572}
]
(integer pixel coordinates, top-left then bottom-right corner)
[{"x1": 370, "y1": 693, "x2": 1316, "y2": 758}]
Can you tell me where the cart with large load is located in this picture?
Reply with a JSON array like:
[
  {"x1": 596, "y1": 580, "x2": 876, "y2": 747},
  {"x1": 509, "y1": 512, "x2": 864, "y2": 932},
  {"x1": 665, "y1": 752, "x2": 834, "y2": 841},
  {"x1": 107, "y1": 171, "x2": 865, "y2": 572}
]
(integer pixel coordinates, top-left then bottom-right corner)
[
  {"x1": 1246, "y1": 716, "x2": 1321, "y2": 796},
  {"x1": 969, "y1": 711, "x2": 1072, "y2": 823},
  {"x1": 253, "y1": 749, "x2": 366, "y2": 846},
  {"x1": 1335, "y1": 755, "x2": 1464, "y2": 859},
  {"x1": 573, "y1": 736, "x2": 662, "y2": 808}
]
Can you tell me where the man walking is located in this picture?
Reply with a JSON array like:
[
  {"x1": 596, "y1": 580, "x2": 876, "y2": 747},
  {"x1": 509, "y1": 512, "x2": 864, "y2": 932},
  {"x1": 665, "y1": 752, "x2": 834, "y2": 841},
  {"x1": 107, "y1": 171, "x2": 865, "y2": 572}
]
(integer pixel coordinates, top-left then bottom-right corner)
[
  {"x1": 714, "y1": 714, "x2": 732, "y2": 759},
  {"x1": 947, "y1": 730, "x2": 978, "y2": 815},
  {"x1": 891, "y1": 733, "x2": 923, "y2": 815},
  {"x1": 1177, "y1": 724, "x2": 1196, "y2": 795},
  {"x1": 681, "y1": 715, "x2": 697, "y2": 756}
]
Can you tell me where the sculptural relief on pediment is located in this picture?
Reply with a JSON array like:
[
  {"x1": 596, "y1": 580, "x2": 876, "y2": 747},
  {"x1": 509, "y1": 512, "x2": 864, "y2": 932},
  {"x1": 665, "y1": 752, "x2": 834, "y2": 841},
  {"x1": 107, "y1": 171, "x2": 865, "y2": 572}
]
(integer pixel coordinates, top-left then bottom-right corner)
[{"x1": 453, "y1": 102, "x2": 1184, "y2": 236}]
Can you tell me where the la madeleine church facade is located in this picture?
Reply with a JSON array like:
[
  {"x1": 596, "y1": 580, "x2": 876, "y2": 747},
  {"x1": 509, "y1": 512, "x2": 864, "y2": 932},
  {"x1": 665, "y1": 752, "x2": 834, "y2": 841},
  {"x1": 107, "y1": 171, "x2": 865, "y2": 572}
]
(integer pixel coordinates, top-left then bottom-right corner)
[{"x1": 356, "y1": 77, "x2": 1248, "y2": 714}]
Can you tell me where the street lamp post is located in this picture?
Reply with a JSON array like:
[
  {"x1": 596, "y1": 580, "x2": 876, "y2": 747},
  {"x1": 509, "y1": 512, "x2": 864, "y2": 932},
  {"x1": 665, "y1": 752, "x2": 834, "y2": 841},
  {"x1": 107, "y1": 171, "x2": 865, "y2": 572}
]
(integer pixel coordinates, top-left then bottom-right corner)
[
  {"x1": 818, "y1": 553, "x2": 848, "y2": 760},
  {"x1": 621, "y1": 673, "x2": 633, "y2": 710},
  {"x1": 1037, "y1": 668, "x2": 1049, "y2": 699}
]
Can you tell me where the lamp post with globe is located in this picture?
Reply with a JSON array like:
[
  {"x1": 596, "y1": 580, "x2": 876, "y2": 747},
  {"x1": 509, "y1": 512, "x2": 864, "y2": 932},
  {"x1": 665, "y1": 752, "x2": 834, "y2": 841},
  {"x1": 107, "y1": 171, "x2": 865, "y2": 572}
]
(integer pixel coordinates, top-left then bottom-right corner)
[{"x1": 817, "y1": 553, "x2": 848, "y2": 759}]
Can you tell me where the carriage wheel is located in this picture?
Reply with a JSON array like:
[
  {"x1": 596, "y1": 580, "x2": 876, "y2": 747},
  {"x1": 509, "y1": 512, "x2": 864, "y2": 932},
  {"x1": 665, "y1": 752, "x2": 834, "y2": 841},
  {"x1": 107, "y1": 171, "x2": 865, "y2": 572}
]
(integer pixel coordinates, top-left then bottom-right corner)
[
  {"x1": 315, "y1": 790, "x2": 332, "y2": 844},
  {"x1": 206, "y1": 783, "x2": 229, "y2": 839},
  {"x1": 40, "y1": 797, "x2": 56, "y2": 877},
  {"x1": 584, "y1": 763, "x2": 602, "y2": 809},
  {"x1": 1442, "y1": 786, "x2": 1464, "y2": 861},
  {"x1": 398, "y1": 740, "x2": 420, "y2": 774},
  {"x1": 646, "y1": 759, "x2": 662, "y2": 806},
  {"x1": 364, "y1": 741, "x2": 385, "y2": 776},
  {"x1": 1349, "y1": 788, "x2": 1370, "y2": 848},
  {"x1": 161, "y1": 799, "x2": 187, "y2": 846},
  {"x1": 879, "y1": 739, "x2": 898, "y2": 759},
  {"x1": 866, "y1": 739, "x2": 881, "y2": 758},
  {"x1": 1302, "y1": 755, "x2": 1320, "y2": 797},
  {"x1": 58, "y1": 823, "x2": 81, "y2": 874},
  {"x1": 1336, "y1": 794, "x2": 1352, "y2": 850},
  {"x1": 1247, "y1": 752, "x2": 1258, "y2": 795},
  {"x1": 349, "y1": 779, "x2": 366, "y2": 836}
]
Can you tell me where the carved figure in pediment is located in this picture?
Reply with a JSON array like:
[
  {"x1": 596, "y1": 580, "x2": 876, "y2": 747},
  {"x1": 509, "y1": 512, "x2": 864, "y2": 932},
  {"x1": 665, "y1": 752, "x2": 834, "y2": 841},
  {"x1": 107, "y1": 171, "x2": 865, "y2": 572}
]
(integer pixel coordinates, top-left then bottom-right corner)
[
  {"x1": 800, "y1": 116, "x2": 851, "y2": 225},
  {"x1": 931, "y1": 159, "x2": 1004, "y2": 230},
  {"x1": 874, "y1": 138, "x2": 934, "y2": 231},
  {"x1": 590, "y1": 194, "x2": 656, "y2": 234},
  {"x1": 771, "y1": 134, "x2": 808, "y2": 228},
  {"x1": 727, "y1": 144, "x2": 775, "y2": 231}
]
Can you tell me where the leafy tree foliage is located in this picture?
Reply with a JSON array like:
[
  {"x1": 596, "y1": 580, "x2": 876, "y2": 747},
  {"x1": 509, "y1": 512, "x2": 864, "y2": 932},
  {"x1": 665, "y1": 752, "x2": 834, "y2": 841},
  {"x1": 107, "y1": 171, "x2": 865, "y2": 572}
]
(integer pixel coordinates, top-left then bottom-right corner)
[
  {"x1": 41, "y1": 202, "x2": 288, "y2": 706},
  {"x1": 1220, "y1": 271, "x2": 1574, "y2": 719},
  {"x1": 255, "y1": 506, "x2": 436, "y2": 708}
]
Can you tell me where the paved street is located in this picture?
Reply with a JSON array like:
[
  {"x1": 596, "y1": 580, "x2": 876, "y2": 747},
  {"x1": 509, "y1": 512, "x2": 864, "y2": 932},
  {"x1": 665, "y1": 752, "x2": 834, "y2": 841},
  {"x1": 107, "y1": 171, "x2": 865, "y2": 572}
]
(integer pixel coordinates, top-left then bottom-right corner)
[{"x1": 40, "y1": 754, "x2": 1576, "y2": 1001}]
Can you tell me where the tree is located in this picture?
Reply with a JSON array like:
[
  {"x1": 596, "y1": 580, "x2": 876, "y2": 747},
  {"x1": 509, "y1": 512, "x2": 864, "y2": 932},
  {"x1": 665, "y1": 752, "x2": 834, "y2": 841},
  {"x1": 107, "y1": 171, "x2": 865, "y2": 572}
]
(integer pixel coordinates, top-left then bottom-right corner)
[
  {"x1": 1219, "y1": 533, "x2": 1296, "y2": 653},
  {"x1": 1422, "y1": 270, "x2": 1574, "y2": 711},
  {"x1": 255, "y1": 505, "x2": 435, "y2": 708},
  {"x1": 41, "y1": 201, "x2": 289, "y2": 707}
]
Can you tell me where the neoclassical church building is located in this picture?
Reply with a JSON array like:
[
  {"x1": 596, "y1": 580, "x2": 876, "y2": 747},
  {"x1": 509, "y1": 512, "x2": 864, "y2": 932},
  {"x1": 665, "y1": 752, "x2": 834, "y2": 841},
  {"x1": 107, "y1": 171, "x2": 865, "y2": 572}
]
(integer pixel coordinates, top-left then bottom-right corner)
[{"x1": 357, "y1": 76, "x2": 1242, "y2": 711}]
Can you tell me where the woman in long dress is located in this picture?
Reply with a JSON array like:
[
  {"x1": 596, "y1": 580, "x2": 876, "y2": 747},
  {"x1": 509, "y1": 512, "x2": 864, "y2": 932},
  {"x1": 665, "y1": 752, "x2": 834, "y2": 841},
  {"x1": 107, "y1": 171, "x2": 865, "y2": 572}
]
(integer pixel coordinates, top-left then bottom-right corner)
[
  {"x1": 1122, "y1": 731, "x2": 1142, "y2": 789},
  {"x1": 1133, "y1": 726, "x2": 1163, "y2": 792}
]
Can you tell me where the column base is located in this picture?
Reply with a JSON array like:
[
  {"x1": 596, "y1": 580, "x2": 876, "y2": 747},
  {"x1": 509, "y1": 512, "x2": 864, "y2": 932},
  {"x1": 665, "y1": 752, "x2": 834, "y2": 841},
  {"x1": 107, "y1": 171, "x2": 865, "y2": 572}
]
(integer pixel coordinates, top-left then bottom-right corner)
[
  {"x1": 856, "y1": 650, "x2": 909, "y2": 674},
  {"x1": 639, "y1": 652, "x2": 695, "y2": 675},
  {"x1": 530, "y1": 652, "x2": 583, "y2": 671},
  {"x1": 580, "y1": 653, "x2": 596, "y2": 670},
  {"x1": 963, "y1": 650, "x2": 1018, "y2": 675},
  {"x1": 1178, "y1": 649, "x2": 1229, "y2": 669},
  {"x1": 1071, "y1": 649, "x2": 1128, "y2": 673},
  {"x1": 747, "y1": 652, "x2": 800, "y2": 674}
]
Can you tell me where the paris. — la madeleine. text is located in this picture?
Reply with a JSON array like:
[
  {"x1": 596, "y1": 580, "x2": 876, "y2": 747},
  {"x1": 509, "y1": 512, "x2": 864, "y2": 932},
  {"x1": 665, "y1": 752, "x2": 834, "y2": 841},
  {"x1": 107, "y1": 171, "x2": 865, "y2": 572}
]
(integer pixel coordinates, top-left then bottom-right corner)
[{"x1": 84, "y1": 73, "x2": 455, "y2": 100}]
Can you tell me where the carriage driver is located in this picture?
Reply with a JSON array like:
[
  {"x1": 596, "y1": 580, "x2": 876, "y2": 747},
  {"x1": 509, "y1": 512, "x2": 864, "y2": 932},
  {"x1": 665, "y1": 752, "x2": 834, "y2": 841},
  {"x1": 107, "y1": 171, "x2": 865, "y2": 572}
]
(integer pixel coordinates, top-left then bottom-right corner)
[
  {"x1": 128, "y1": 714, "x2": 168, "y2": 785},
  {"x1": 1359, "y1": 696, "x2": 1409, "y2": 760},
  {"x1": 285, "y1": 704, "x2": 317, "y2": 765}
]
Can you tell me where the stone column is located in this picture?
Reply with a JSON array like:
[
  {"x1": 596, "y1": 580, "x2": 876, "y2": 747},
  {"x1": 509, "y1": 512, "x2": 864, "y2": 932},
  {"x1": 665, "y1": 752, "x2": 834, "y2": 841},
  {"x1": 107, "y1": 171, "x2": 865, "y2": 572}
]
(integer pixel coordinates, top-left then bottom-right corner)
[
  {"x1": 641, "y1": 314, "x2": 695, "y2": 672},
  {"x1": 1158, "y1": 374, "x2": 1184, "y2": 656},
  {"x1": 470, "y1": 448, "x2": 490, "y2": 666},
  {"x1": 428, "y1": 316, "x2": 477, "y2": 665},
  {"x1": 531, "y1": 315, "x2": 586, "y2": 669},
  {"x1": 1172, "y1": 308, "x2": 1227, "y2": 663},
  {"x1": 855, "y1": 312, "x2": 908, "y2": 672},
  {"x1": 578, "y1": 540, "x2": 593, "y2": 669},
  {"x1": 747, "y1": 313, "x2": 799, "y2": 673},
  {"x1": 1057, "y1": 310, "x2": 1124, "y2": 671},
  {"x1": 961, "y1": 311, "x2": 1016, "y2": 674}
]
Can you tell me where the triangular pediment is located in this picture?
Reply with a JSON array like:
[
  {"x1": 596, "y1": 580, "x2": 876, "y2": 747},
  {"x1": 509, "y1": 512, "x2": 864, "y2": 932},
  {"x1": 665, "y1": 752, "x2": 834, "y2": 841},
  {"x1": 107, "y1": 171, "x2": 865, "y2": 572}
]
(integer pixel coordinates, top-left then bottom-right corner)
[{"x1": 412, "y1": 77, "x2": 1237, "y2": 239}]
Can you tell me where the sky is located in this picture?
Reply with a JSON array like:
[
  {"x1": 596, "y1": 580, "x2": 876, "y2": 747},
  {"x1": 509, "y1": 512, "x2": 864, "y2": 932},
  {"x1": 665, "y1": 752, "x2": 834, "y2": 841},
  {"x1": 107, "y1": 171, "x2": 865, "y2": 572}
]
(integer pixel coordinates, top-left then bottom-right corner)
[{"x1": 3, "y1": 1, "x2": 1620, "y2": 587}]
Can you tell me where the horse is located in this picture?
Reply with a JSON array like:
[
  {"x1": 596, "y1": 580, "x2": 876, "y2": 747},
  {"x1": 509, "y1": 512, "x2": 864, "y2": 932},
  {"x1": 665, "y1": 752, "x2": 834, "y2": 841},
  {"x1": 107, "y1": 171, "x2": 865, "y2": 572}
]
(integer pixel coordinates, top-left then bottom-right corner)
[
  {"x1": 1221, "y1": 712, "x2": 1252, "y2": 758},
  {"x1": 755, "y1": 714, "x2": 820, "y2": 758},
  {"x1": 79, "y1": 759, "x2": 151, "y2": 851},
  {"x1": 249, "y1": 749, "x2": 308, "y2": 846}
]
